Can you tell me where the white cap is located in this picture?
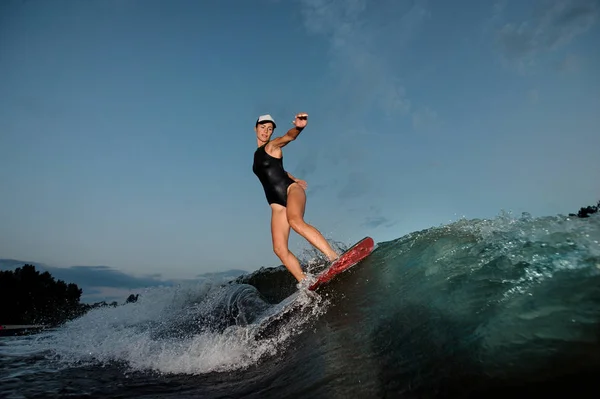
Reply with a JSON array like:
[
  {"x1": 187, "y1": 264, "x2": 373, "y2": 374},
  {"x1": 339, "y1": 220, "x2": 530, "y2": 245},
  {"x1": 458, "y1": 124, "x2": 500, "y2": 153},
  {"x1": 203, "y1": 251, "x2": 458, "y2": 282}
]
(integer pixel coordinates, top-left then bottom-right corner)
[{"x1": 256, "y1": 114, "x2": 276, "y2": 129}]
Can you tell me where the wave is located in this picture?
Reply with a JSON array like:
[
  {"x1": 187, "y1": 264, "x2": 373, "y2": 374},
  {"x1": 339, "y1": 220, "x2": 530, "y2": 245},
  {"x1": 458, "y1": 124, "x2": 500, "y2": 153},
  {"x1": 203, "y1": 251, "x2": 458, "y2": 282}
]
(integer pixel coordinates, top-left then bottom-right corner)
[{"x1": 2, "y1": 211, "x2": 599, "y2": 397}]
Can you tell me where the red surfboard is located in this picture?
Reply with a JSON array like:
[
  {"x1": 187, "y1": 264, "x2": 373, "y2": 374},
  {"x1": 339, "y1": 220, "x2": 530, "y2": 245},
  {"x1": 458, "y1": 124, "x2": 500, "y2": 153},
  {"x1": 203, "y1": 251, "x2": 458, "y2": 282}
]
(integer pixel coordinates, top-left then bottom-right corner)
[{"x1": 308, "y1": 236, "x2": 375, "y2": 291}]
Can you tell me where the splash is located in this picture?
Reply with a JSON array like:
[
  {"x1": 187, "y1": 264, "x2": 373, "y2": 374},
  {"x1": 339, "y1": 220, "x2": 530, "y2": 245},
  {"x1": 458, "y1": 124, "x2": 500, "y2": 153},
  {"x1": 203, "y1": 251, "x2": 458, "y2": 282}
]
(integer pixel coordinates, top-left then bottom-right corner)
[{"x1": 24, "y1": 277, "x2": 329, "y2": 375}]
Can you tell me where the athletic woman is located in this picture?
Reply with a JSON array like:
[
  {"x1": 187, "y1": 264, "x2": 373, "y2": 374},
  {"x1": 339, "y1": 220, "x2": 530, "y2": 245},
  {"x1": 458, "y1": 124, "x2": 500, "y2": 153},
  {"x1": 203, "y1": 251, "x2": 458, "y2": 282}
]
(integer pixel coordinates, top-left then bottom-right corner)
[{"x1": 252, "y1": 113, "x2": 339, "y2": 282}]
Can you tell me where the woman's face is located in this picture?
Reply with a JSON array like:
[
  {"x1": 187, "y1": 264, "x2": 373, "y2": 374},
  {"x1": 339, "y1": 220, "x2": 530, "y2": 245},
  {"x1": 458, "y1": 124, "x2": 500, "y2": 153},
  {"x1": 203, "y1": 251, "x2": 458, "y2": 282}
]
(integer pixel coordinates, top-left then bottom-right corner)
[{"x1": 255, "y1": 122, "x2": 274, "y2": 143}]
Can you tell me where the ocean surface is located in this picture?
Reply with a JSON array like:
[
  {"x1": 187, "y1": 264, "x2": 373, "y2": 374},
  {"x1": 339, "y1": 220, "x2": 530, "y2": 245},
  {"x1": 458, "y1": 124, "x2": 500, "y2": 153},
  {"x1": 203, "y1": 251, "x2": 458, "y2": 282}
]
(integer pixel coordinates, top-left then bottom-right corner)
[{"x1": 1, "y1": 212, "x2": 599, "y2": 398}]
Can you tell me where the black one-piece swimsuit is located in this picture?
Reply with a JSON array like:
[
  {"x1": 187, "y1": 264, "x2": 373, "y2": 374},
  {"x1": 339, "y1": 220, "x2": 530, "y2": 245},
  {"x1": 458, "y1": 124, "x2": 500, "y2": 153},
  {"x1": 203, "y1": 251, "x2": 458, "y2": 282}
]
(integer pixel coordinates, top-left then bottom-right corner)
[{"x1": 253, "y1": 144, "x2": 295, "y2": 207}]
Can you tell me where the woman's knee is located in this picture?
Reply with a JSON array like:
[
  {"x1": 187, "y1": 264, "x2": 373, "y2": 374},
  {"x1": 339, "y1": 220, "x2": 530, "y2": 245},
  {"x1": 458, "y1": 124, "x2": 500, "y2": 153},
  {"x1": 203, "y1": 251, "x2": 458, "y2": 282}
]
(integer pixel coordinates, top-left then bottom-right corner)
[
  {"x1": 287, "y1": 215, "x2": 305, "y2": 232},
  {"x1": 273, "y1": 244, "x2": 288, "y2": 259}
]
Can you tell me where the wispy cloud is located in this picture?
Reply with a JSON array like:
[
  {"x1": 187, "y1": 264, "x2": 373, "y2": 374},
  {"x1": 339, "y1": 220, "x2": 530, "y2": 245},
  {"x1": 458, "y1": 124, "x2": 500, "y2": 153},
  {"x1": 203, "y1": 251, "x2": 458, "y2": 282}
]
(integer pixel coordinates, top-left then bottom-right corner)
[
  {"x1": 305, "y1": 183, "x2": 329, "y2": 196},
  {"x1": 558, "y1": 53, "x2": 583, "y2": 72},
  {"x1": 355, "y1": 205, "x2": 398, "y2": 229},
  {"x1": 492, "y1": 0, "x2": 599, "y2": 72},
  {"x1": 337, "y1": 170, "x2": 371, "y2": 200},
  {"x1": 297, "y1": 0, "x2": 430, "y2": 122},
  {"x1": 291, "y1": 0, "x2": 434, "y2": 204},
  {"x1": 292, "y1": 148, "x2": 320, "y2": 179},
  {"x1": 362, "y1": 215, "x2": 395, "y2": 229}
]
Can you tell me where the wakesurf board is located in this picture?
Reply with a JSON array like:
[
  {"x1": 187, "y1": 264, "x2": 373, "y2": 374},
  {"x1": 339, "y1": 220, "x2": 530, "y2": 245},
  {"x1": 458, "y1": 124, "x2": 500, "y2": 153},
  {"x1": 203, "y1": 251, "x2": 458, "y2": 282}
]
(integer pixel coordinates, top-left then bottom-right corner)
[{"x1": 308, "y1": 236, "x2": 375, "y2": 291}]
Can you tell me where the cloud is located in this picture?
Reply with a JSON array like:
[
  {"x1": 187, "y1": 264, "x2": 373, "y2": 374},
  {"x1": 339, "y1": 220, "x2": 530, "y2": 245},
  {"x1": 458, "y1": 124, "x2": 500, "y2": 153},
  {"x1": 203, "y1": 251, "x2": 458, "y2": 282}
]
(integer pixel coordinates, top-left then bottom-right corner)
[
  {"x1": 337, "y1": 171, "x2": 371, "y2": 200},
  {"x1": 62, "y1": 265, "x2": 166, "y2": 288},
  {"x1": 558, "y1": 53, "x2": 582, "y2": 72},
  {"x1": 292, "y1": 148, "x2": 320, "y2": 179},
  {"x1": 291, "y1": 0, "x2": 436, "y2": 201},
  {"x1": 305, "y1": 183, "x2": 328, "y2": 196},
  {"x1": 492, "y1": 0, "x2": 599, "y2": 72},
  {"x1": 297, "y1": 0, "x2": 430, "y2": 122},
  {"x1": 362, "y1": 216, "x2": 394, "y2": 229},
  {"x1": 356, "y1": 205, "x2": 397, "y2": 229},
  {"x1": 0, "y1": 259, "x2": 172, "y2": 303}
]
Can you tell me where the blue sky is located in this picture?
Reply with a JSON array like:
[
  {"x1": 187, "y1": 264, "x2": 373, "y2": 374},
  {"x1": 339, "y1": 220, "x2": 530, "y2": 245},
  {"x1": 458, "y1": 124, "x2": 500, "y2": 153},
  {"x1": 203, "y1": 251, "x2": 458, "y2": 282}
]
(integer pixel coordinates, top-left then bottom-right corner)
[{"x1": 1, "y1": 0, "x2": 599, "y2": 289}]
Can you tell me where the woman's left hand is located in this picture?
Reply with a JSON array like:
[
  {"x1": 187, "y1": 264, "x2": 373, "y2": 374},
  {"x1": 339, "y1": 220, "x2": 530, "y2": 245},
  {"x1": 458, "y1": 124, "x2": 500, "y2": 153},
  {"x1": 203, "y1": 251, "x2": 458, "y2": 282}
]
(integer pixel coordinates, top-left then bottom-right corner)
[
  {"x1": 294, "y1": 113, "x2": 308, "y2": 129},
  {"x1": 296, "y1": 179, "x2": 308, "y2": 189}
]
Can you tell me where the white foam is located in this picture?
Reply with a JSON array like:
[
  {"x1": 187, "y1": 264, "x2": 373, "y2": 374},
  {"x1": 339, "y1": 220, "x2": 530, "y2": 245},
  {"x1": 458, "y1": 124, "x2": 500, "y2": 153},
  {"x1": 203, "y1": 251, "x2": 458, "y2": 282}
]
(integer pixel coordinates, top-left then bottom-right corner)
[{"x1": 19, "y1": 278, "x2": 329, "y2": 375}]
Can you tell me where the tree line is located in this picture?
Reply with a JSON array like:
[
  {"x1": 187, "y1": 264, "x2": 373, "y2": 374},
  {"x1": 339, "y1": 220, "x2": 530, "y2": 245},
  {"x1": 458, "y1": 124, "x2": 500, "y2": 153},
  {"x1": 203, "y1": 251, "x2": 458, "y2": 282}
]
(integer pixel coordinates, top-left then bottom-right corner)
[
  {"x1": 0, "y1": 264, "x2": 138, "y2": 326},
  {"x1": 569, "y1": 199, "x2": 599, "y2": 218}
]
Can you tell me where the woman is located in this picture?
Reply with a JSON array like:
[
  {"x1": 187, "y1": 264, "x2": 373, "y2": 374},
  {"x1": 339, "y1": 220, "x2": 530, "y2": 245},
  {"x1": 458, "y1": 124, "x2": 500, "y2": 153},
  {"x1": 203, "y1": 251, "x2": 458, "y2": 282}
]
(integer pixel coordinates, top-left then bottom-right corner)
[{"x1": 252, "y1": 112, "x2": 339, "y2": 283}]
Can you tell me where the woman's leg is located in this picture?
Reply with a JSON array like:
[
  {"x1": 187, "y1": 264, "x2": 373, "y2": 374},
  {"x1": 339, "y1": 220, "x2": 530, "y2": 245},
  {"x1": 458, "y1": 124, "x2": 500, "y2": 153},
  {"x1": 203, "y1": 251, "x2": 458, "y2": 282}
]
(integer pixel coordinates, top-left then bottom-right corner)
[
  {"x1": 270, "y1": 203, "x2": 305, "y2": 282},
  {"x1": 286, "y1": 183, "x2": 339, "y2": 261}
]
